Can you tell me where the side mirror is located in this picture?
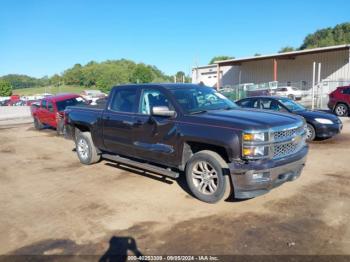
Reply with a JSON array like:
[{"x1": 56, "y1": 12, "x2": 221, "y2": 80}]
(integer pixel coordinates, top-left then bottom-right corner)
[{"x1": 151, "y1": 106, "x2": 176, "y2": 117}]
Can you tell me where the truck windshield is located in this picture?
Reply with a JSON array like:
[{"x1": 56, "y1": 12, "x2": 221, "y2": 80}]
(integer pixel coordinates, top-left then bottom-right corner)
[
  {"x1": 278, "y1": 98, "x2": 305, "y2": 112},
  {"x1": 56, "y1": 97, "x2": 87, "y2": 112},
  {"x1": 170, "y1": 87, "x2": 238, "y2": 114}
]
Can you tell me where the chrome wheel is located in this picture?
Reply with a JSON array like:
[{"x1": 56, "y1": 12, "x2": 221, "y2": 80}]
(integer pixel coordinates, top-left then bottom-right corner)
[
  {"x1": 191, "y1": 161, "x2": 218, "y2": 195},
  {"x1": 306, "y1": 126, "x2": 313, "y2": 140},
  {"x1": 335, "y1": 104, "x2": 347, "y2": 116},
  {"x1": 77, "y1": 138, "x2": 89, "y2": 160}
]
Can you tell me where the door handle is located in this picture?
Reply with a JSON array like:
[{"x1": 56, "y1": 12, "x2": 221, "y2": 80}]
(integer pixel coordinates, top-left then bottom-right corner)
[{"x1": 134, "y1": 119, "x2": 143, "y2": 127}]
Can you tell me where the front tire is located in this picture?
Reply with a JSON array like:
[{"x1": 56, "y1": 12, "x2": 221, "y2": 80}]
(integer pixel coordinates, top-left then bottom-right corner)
[
  {"x1": 306, "y1": 123, "x2": 316, "y2": 141},
  {"x1": 334, "y1": 103, "x2": 348, "y2": 117},
  {"x1": 185, "y1": 150, "x2": 229, "y2": 203},
  {"x1": 75, "y1": 131, "x2": 101, "y2": 165}
]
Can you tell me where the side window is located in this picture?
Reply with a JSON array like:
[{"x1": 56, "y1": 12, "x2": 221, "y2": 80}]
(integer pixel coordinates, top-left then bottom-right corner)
[
  {"x1": 260, "y1": 99, "x2": 271, "y2": 109},
  {"x1": 110, "y1": 89, "x2": 138, "y2": 113},
  {"x1": 342, "y1": 88, "x2": 350, "y2": 95},
  {"x1": 261, "y1": 99, "x2": 284, "y2": 111},
  {"x1": 140, "y1": 89, "x2": 173, "y2": 115},
  {"x1": 41, "y1": 100, "x2": 47, "y2": 109},
  {"x1": 47, "y1": 102, "x2": 54, "y2": 112},
  {"x1": 238, "y1": 99, "x2": 258, "y2": 108}
]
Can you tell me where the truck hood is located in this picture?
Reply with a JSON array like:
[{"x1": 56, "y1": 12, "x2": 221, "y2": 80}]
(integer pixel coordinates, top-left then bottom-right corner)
[{"x1": 189, "y1": 108, "x2": 304, "y2": 131}]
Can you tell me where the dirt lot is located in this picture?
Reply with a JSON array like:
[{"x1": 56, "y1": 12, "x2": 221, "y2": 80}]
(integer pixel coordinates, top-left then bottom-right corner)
[{"x1": 0, "y1": 120, "x2": 350, "y2": 257}]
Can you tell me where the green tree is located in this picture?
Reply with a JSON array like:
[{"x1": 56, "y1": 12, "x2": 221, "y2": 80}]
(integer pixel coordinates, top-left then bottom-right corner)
[
  {"x1": 300, "y1": 22, "x2": 350, "y2": 49},
  {"x1": 50, "y1": 74, "x2": 61, "y2": 86},
  {"x1": 0, "y1": 80, "x2": 12, "y2": 96},
  {"x1": 175, "y1": 71, "x2": 185, "y2": 82},
  {"x1": 278, "y1": 46, "x2": 295, "y2": 53},
  {"x1": 254, "y1": 53, "x2": 261, "y2": 56},
  {"x1": 130, "y1": 64, "x2": 154, "y2": 83},
  {"x1": 209, "y1": 56, "x2": 234, "y2": 64}
]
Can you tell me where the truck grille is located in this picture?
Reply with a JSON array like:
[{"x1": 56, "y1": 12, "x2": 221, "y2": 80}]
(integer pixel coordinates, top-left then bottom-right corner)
[
  {"x1": 273, "y1": 126, "x2": 304, "y2": 141},
  {"x1": 273, "y1": 141, "x2": 299, "y2": 159},
  {"x1": 272, "y1": 125, "x2": 305, "y2": 159}
]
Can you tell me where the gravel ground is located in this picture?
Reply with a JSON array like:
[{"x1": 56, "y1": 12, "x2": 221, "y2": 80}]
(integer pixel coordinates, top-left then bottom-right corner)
[{"x1": 0, "y1": 119, "x2": 349, "y2": 257}]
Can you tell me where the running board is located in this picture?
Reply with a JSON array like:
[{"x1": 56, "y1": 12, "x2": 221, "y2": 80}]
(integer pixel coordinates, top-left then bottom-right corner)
[{"x1": 103, "y1": 154, "x2": 179, "y2": 179}]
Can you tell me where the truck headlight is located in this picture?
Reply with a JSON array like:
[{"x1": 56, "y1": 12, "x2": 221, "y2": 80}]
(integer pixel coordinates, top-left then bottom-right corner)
[
  {"x1": 243, "y1": 132, "x2": 267, "y2": 142},
  {"x1": 315, "y1": 118, "x2": 333, "y2": 125},
  {"x1": 243, "y1": 145, "x2": 269, "y2": 159}
]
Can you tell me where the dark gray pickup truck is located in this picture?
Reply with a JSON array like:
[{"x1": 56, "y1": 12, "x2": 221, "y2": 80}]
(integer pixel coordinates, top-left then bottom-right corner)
[{"x1": 64, "y1": 84, "x2": 308, "y2": 203}]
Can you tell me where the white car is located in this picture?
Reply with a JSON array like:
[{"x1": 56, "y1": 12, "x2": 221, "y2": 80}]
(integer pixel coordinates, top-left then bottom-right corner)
[
  {"x1": 274, "y1": 86, "x2": 303, "y2": 100},
  {"x1": 81, "y1": 90, "x2": 107, "y2": 105}
]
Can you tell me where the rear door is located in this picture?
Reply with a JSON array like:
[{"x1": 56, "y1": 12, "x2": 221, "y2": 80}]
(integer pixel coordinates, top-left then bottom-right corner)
[{"x1": 102, "y1": 87, "x2": 140, "y2": 156}]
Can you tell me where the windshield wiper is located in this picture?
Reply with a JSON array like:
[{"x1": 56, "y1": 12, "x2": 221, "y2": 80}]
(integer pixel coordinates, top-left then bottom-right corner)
[{"x1": 189, "y1": 110, "x2": 208, "y2": 115}]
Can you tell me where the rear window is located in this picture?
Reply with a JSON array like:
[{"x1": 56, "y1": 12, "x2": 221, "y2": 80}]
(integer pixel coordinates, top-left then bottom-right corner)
[
  {"x1": 56, "y1": 97, "x2": 87, "y2": 111},
  {"x1": 110, "y1": 89, "x2": 138, "y2": 113}
]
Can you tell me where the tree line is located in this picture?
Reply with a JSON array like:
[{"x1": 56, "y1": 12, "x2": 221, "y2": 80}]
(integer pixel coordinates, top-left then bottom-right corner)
[
  {"x1": 278, "y1": 22, "x2": 350, "y2": 53},
  {"x1": 210, "y1": 22, "x2": 350, "y2": 61}
]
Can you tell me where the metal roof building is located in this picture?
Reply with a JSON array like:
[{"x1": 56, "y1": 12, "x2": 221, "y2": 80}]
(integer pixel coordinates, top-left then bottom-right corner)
[{"x1": 192, "y1": 44, "x2": 350, "y2": 92}]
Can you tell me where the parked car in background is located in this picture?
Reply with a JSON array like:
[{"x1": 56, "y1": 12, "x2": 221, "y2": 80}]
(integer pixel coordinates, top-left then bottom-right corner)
[
  {"x1": 31, "y1": 93, "x2": 88, "y2": 135},
  {"x1": 272, "y1": 86, "x2": 303, "y2": 100},
  {"x1": 81, "y1": 90, "x2": 107, "y2": 105},
  {"x1": 236, "y1": 96, "x2": 342, "y2": 141},
  {"x1": 0, "y1": 99, "x2": 10, "y2": 106},
  {"x1": 64, "y1": 84, "x2": 308, "y2": 203},
  {"x1": 328, "y1": 85, "x2": 350, "y2": 117}
]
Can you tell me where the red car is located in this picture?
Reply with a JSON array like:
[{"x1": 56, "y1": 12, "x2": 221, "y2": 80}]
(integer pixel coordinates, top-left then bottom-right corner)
[
  {"x1": 328, "y1": 86, "x2": 350, "y2": 117},
  {"x1": 31, "y1": 94, "x2": 88, "y2": 134}
]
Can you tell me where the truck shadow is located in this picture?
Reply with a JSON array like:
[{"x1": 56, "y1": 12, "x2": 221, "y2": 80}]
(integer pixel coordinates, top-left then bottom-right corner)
[
  {"x1": 104, "y1": 162, "x2": 243, "y2": 203},
  {"x1": 104, "y1": 162, "x2": 174, "y2": 185}
]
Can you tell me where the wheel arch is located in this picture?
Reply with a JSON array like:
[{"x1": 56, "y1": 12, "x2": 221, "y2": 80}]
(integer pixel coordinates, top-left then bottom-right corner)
[{"x1": 180, "y1": 141, "x2": 230, "y2": 171}]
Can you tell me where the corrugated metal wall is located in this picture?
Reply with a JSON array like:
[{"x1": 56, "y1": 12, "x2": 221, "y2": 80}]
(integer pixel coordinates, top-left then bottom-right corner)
[{"x1": 194, "y1": 48, "x2": 350, "y2": 89}]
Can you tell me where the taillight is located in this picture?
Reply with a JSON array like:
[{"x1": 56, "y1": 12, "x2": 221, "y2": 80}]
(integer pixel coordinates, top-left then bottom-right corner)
[
  {"x1": 63, "y1": 111, "x2": 69, "y2": 124},
  {"x1": 56, "y1": 112, "x2": 63, "y2": 121}
]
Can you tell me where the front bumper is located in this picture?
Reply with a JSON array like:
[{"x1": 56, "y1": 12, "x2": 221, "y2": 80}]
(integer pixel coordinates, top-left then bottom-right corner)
[
  {"x1": 228, "y1": 145, "x2": 308, "y2": 199},
  {"x1": 315, "y1": 122, "x2": 342, "y2": 138}
]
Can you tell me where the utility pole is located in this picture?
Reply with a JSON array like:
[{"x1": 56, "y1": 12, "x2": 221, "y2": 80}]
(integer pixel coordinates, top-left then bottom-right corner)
[
  {"x1": 318, "y1": 63, "x2": 322, "y2": 108},
  {"x1": 312, "y1": 62, "x2": 316, "y2": 110}
]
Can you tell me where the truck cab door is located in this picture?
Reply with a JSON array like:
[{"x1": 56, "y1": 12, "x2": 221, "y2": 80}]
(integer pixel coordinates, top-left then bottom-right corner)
[
  {"x1": 38, "y1": 99, "x2": 48, "y2": 124},
  {"x1": 102, "y1": 88, "x2": 139, "y2": 156},
  {"x1": 133, "y1": 88, "x2": 179, "y2": 167},
  {"x1": 47, "y1": 101, "x2": 57, "y2": 128}
]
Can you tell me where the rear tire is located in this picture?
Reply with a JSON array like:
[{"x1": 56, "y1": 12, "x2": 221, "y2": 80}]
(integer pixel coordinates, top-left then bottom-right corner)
[
  {"x1": 185, "y1": 150, "x2": 230, "y2": 203},
  {"x1": 75, "y1": 131, "x2": 101, "y2": 165},
  {"x1": 33, "y1": 117, "x2": 44, "y2": 130},
  {"x1": 334, "y1": 103, "x2": 348, "y2": 117},
  {"x1": 306, "y1": 123, "x2": 316, "y2": 141}
]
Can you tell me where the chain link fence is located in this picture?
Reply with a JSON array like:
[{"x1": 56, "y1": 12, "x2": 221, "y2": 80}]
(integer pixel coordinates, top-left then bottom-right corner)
[{"x1": 219, "y1": 80, "x2": 350, "y2": 109}]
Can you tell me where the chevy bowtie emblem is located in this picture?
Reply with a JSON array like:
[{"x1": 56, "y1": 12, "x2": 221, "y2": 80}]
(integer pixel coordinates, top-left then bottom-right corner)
[{"x1": 292, "y1": 135, "x2": 302, "y2": 144}]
